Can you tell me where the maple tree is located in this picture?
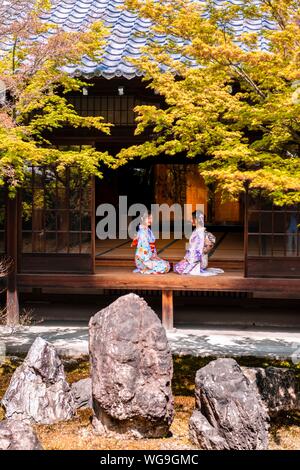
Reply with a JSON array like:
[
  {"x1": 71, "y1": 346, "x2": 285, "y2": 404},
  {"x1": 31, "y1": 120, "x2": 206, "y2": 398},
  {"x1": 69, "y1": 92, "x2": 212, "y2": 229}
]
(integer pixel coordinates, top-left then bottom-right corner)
[
  {"x1": 120, "y1": 0, "x2": 300, "y2": 205},
  {"x1": 0, "y1": 0, "x2": 121, "y2": 194}
]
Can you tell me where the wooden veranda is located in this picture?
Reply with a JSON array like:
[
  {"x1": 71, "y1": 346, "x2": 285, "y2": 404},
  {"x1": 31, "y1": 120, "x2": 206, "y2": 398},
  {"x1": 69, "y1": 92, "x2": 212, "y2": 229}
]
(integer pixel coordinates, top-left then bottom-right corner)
[
  {"x1": 4, "y1": 171, "x2": 300, "y2": 328},
  {"x1": 17, "y1": 267, "x2": 300, "y2": 330}
]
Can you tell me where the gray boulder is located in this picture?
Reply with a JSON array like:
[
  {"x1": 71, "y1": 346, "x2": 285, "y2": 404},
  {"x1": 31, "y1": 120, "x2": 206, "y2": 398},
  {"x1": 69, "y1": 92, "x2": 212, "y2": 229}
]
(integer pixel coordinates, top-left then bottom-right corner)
[
  {"x1": 0, "y1": 419, "x2": 43, "y2": 450},
  {"x1": 2, "y1": 337, "x2": 75, "y2": 424},
  {"x1": 242, "y1": 366, "x2": 300, "y2": 416},
  {"x1": 71, "y1": 378, "x2": 92, "y2": 409},
  {"x1": 189, "y1": 358, "x2": 269, "y2": 450},
  {"x1": 89, "y1": 293, "x2": 174, "y2": 438}
]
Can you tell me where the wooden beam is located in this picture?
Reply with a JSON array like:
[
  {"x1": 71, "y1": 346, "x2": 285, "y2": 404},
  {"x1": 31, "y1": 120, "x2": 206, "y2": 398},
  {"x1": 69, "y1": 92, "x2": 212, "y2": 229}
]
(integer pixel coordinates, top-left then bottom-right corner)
[
  {"x1": 162, "y1": 290, "x2": 174, "y2": 330},
  {"x1": 6, "y1": 193, "x2": 19, "y2": 325},
  {"x1": 17, "y1": 269, "x2": 300, "y2": 294}
]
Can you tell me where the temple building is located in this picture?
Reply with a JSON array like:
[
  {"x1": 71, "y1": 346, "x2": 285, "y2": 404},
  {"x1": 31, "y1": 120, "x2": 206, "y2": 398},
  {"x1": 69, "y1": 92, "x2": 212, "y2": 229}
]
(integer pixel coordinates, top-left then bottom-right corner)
[{"x1": 1, "y1": 0, "x2": 300, "y2": 327}]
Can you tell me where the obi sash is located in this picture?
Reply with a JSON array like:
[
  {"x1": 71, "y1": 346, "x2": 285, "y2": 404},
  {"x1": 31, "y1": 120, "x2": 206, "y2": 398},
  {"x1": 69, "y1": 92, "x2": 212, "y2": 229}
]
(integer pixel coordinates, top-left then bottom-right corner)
[{"x1": 131, "y1": 238, "x2": 156, "y2": 253}]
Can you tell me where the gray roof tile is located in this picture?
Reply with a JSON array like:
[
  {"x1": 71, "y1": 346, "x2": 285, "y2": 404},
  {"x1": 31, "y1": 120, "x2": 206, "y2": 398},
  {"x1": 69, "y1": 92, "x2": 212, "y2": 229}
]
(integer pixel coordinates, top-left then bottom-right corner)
[{"x1": 3, "y1": 0, "x2": 274, "y2": 78}]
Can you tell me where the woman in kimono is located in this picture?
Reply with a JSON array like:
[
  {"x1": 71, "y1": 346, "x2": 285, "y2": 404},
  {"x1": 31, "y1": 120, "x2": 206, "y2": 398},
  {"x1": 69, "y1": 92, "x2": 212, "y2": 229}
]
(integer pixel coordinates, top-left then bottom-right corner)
[
  {"x1": 174, "y1": 210, "x2": 224, "y2": 276},
  {"x1": 133, "y1": 210, "x2": 170, "y2": 274}
]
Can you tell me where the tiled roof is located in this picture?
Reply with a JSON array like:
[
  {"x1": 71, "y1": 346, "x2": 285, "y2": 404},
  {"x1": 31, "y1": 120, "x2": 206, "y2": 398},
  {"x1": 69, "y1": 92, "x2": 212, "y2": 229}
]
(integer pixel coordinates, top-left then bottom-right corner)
[{"x1": 6, "y1": 0, "x2": 275, "y2": 79}]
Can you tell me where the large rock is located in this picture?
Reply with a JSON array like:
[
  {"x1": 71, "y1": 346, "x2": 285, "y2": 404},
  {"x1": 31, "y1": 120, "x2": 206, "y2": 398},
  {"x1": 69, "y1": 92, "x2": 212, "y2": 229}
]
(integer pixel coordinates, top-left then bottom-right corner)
[
  {"x1": 89, "y1": 293, "x2": 174, "y2": 438},
  {"x1": 71, "y1": 378, "x2": 92, "y2": 409},
  {"x1": 2, "y1": 337, "x2": 75, "y2": 424},
  {"x1": 0, "y1": 419, "x2": 43, "y2": 450},
  {"x1": 242, "y1": 366, "x2": 300, "y2": 416},
  {"x1": 189, "y1": 358, "x2": 269, "y2": 450}
]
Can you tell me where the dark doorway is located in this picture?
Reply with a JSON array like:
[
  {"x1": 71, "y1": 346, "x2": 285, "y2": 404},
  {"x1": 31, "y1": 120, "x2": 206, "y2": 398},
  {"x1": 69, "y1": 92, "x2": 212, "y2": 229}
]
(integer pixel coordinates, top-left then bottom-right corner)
[{"x1": 96, "y1": 163, "x2": 154, "y2": 211}]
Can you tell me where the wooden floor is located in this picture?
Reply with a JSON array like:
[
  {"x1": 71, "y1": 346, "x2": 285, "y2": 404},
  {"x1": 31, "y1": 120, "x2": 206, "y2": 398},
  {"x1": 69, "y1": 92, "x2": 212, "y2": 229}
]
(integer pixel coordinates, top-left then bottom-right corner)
[
  {"x1": 95, "y1": 232, "x2": 244, "y2": 270},
  {"x1": 17, "y1": 232, "x2": 300, "y2": 295}
]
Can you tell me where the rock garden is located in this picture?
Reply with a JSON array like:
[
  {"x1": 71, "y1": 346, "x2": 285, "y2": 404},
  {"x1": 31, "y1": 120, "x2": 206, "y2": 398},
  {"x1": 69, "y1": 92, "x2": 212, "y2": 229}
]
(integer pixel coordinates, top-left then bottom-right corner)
[{"x1": 0, "y1": 294, "x2": 299, "y2": 450}]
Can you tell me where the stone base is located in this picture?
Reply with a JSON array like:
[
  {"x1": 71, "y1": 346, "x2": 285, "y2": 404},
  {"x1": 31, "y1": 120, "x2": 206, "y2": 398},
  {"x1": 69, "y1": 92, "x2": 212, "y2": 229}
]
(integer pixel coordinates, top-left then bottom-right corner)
[
  {"x1": 189, "y1": 410, "x2": 229, "y2": 450},
  {"x1": 92, "y1": 407, "x2": 170, "y2": 439}
]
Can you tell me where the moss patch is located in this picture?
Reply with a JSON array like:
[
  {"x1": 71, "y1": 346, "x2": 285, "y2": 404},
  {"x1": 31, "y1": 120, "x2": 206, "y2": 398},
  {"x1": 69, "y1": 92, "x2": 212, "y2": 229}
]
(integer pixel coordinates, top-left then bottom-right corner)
[
  {"x1": 173, "y1": 355, "x2": 300, "y2": 396},
  {"x1": 33, "y1": 397, "x2": 196, "y2": 451}
]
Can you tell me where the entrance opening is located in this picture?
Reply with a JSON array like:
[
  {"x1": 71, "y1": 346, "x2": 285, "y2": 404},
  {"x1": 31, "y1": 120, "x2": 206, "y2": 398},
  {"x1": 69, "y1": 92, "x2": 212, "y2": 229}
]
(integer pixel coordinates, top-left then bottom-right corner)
[{"x1": 95, "y1": 162, "x2": 244, "y2": 272}]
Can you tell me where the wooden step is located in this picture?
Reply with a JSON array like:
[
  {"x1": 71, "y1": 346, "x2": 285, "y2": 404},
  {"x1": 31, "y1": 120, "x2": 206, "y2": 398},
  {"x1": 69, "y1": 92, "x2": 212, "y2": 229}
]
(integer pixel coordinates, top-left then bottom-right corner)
[{"x1": 95, "y1": 258, "x2": 243, "y2": 271}]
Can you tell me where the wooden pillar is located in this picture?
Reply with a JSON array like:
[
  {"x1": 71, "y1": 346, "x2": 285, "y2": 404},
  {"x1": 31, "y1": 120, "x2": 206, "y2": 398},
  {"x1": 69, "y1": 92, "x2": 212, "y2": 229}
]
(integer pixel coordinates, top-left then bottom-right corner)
[
  {"x1": 162, "y1": 290, "x2": 174, "y2": 330},
  {"x1": 6, "y1": 193, "x2": 19, "y2": 325},
  {"x1": 91, "y1": 176, "x2": 96, "y2": 274},
  {"x1": 244, "y1": 185, "x2": 249, "y2": 278}
]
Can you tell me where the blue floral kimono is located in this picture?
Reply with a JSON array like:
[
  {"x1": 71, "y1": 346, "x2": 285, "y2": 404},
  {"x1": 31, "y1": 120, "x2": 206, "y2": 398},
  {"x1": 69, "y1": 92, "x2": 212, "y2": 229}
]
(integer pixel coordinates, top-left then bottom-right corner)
[{"x1": 134, "y1": 225, "x2": 170, "y2": 274}]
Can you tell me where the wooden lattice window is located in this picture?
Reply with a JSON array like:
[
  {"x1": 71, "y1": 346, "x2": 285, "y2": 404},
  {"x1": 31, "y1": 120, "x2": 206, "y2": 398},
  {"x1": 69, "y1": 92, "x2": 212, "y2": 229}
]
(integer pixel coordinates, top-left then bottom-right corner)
[
  {"x1": 245, "y1": 193, "x2": 300, "y2": 278},
  {"x1": 19, "y1": 165, "x2": 94, "y2": 273},
  {"x1": 68, "y1": 95, "x2": 160, "y2": 126}
]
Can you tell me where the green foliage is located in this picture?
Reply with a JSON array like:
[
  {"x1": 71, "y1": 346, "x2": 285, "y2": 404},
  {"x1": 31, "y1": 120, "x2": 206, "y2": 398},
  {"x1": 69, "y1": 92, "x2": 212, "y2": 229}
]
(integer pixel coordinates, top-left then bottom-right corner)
[
  {"x1": 0, "y1": 1, "x2": 124, "y2": 192},
  {"x1": 120, "y1": 0, "x2": 300, "y2": 205}
]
